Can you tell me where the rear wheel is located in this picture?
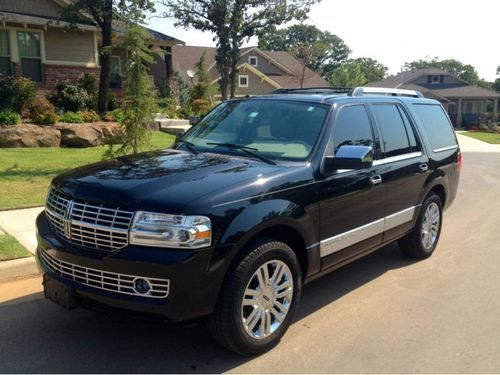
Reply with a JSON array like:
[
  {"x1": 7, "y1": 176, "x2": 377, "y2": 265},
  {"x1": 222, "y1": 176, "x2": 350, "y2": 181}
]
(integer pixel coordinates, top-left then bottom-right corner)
[
  {"x1": 399, "y1": 193, "x2": 443, "y2": 259},
  {"x1": 207, "y1": 238, "x2": 302, "y2": 356}
]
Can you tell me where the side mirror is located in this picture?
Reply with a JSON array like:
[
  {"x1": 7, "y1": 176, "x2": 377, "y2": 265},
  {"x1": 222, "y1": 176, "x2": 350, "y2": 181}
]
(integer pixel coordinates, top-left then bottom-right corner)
[{"x1": 323, "y1": 145, "x2": 373, "y2": 173}]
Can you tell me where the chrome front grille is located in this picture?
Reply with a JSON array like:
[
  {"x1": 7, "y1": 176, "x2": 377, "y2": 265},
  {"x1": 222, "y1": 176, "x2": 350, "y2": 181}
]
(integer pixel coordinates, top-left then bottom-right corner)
[
  {"x1": 39, "y1": 248, "x2": 170, "y2": 298},
  {"x1": 45, "y1": 188, "x2": 134, "y2": 252}
]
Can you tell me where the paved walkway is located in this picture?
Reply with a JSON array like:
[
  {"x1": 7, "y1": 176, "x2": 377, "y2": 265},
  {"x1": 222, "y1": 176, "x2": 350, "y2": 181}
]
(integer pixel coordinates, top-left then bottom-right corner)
[
  {"x1": 456, "y1": 132, "x2": 500, "y2": 153},
  {"x1": 0, "y1": 207, "x2": 44, "y2": 255}
]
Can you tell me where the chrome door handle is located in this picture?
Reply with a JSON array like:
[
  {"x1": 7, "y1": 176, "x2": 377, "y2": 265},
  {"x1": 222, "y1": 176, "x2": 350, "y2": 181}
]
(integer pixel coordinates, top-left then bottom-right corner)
[
  {"x1": 419, "y1": 163, "x2": 429, "y2": 172},
  {"x1": 370, "y1": 175, "x2": 382, "y2": 185}
]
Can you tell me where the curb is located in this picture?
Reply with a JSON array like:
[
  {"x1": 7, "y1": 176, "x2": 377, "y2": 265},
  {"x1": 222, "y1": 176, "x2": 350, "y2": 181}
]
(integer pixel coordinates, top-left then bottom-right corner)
[{"x1": 0, "y1": 256, "x2": 40, "y2": 282}]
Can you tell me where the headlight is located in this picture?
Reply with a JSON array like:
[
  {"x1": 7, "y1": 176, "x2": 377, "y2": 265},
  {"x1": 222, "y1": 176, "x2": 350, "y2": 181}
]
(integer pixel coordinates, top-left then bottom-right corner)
[{"x1": 129, "y1": 212, "x2": 212, "y2": 249}]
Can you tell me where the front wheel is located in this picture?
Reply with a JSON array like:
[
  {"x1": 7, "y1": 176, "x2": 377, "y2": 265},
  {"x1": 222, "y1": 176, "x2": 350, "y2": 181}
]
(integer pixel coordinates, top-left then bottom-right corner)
[
  {"x1": 207, "y1": 238, "x2": 302, "y2": 356},
  {"x1": 399, "y1": 193, "x2": 443, "y2": 259}
]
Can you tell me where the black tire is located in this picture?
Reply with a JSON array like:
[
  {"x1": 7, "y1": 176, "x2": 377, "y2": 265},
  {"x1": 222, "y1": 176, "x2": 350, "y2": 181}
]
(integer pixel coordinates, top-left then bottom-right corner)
[
  {"x1": 207, "y1": 238, "x2": 302, "y2": 356},
  {"x1": 399, "y1": 193, "x2": 443, "y2": 259}
]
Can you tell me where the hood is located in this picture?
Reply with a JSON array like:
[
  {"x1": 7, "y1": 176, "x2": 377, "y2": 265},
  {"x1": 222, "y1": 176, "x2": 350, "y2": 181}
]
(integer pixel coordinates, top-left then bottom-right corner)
[{"x1": 52, "y1": 149, "x2": 286, "y2": 213}]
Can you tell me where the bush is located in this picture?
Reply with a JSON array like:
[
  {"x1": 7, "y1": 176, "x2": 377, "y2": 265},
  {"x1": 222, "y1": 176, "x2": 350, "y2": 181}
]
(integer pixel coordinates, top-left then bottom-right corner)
[
  {"x1": 80, "y1": 110, "x2": 100, "y2": 123},
  {"x1": 58, "y1": 111, "x2": 84, "y2": 124},
  {"x1": 107, "y1": 91, "x2": 119, "y2": 111},
  {"x1": 0, "y1": 110, "x2": 21, "y2": 125},
  {"x1": 30, "y1": 94, "x2": 58, "y2": 125},
  {"x1": 102, "y1": 109, "x2": 124, "y2": 123},
  {"x1": 77, "y1": 73, "x2": 98, "y2": 109},
  {"x1": 0, "y1": 75, "x2": 37, "y2": 115},
  {"x1": 47, "y1": 80, "x2": 91, "y2": 112}
]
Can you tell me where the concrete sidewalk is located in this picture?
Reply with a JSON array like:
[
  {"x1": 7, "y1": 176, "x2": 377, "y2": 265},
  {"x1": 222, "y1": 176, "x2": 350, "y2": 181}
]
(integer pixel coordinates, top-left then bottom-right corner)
[
  {"x1": 0, "y1": 207, "x2": 44, "y2": 255},
  {"x1": 456, "y1": 132, "x2": 500, "y2": 153},
  {"x1": 0, "y1": 207, "x2": 43, "y2": 281}
]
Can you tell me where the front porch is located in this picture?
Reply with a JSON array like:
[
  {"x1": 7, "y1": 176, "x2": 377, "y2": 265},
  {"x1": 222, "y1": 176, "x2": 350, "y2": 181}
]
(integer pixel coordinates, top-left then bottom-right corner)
[{"x1": 445, "y1": 97, "x2": 499, "y2": 128}]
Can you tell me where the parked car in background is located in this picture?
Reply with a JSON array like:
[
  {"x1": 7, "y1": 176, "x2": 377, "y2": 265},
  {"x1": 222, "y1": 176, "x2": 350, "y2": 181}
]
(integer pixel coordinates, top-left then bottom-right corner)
[{"x1": 36, "y1": 87, "x2": 460, "y2": 355}]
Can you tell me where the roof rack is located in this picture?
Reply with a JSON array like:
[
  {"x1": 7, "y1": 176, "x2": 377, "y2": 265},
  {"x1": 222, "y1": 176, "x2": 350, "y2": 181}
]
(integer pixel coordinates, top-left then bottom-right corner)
[
  {"x1": 349, "y1": 87, "x2": 424, "y2": 98},
  {"x1": 271, "y1": 87, "x2": 352, "y2": 94}
]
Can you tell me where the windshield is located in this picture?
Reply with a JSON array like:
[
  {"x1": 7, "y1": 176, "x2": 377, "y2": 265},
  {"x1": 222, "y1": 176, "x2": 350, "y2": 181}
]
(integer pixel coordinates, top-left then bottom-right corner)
[{"x1": 181, "y1": 100, "x2": 329, "y2": 161}]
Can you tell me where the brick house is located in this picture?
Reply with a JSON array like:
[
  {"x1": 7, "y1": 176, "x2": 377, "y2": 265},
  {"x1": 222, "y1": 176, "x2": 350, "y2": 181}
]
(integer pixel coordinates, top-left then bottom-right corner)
[
  {"x1": 369, "y1": 68, "x2": 500, "y2": 127},
  {"x1": 172, "y1": 45, "x2": 330, "y2": 98},
  {"x1": 0, "y1": 0, "x2": 183, "y2": 89}
]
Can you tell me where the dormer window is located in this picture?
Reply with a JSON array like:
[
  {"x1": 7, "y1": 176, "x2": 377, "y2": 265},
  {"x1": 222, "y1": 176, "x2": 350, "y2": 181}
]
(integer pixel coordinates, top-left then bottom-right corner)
[
  {"x1": 427, "y1": 75, "x2": 444, "y2": 84},
  {"x1": 248, "y1": 56, "x2": 258, "y2": 67}
]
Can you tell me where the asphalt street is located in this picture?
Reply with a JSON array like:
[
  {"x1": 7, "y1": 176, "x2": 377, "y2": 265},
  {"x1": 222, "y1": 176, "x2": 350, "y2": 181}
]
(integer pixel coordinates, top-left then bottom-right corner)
[{"x1": 1, "y1": 151, "x2": 499, "y2": 373}]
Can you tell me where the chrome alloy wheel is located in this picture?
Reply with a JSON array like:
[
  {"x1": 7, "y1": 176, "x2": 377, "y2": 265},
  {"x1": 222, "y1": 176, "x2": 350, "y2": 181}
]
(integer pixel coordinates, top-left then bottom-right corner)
[
  {"x1": 241, "y1": 260, "x2": 294, "y2": 340},
  {"x1": 421, "y1": 202, "x2": 440, "y2": 249}
]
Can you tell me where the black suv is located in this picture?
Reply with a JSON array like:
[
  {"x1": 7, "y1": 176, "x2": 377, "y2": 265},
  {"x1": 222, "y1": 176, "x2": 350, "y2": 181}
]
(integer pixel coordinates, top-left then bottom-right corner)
[{"x1": 36, "y1": 87, "x2": 460, "y2": 355}]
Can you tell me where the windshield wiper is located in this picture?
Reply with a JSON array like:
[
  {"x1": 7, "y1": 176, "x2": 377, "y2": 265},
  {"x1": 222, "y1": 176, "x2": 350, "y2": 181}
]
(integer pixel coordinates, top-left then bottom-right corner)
[
  {"x1": 206, "y1": 142, "x2": 276, "y2": 165},
  {"x1": 176, "y1": 140, "x2": 198, "y2": 154}
]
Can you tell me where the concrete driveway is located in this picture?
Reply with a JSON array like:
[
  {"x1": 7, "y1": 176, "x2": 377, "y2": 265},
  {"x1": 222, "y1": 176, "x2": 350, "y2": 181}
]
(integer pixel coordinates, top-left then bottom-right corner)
[{"x1": 1, "y1": 151, "x2": 500, "y2": 373}]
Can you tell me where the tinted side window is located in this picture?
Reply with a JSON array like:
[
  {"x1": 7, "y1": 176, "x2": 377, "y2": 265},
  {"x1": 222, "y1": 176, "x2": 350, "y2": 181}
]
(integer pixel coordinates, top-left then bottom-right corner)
[
  {"x1": 332, "y1": 105, "x2": 373, "y2": 155},
  {"x1": 412, "y1": 104, "x2": 457, "y2": 150},
  {"x1": 372, "y1": 104, "x2": 412, "y2": 157},
  {"x1": 398, "y1": 106, "x2": 419, "y2": 151}
]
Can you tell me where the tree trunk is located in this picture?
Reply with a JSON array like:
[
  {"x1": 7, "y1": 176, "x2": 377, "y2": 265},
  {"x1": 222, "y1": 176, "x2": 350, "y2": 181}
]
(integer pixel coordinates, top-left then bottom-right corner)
[
  {"x1": 215, "y1": 38, "x2": 230, "y2": 101},
  {"x1": 300, "y1": 64, "x2": 306, "y2": 88},
  {"x1": 229, "y1": 38, "x2": 239, "y2": 98},
  {"x1": 97, "y1": 19, "x2": 112, "y2": 114}
]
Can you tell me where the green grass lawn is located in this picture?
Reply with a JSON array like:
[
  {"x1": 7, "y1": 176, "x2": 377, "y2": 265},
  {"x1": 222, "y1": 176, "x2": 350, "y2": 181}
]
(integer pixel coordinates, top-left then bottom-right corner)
[
  {"x1": 462, "y1": 131, "x2": 500, "y2": 144},
  {"x1": 0, "y1": 132, "x2": 176, "y2": 210},
  {"x1": 0, "y1": 234, "x2": 32, "y2": 261}
]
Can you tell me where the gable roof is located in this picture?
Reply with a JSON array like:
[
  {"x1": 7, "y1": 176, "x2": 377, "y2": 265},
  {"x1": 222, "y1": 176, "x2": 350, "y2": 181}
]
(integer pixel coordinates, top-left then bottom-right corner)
[
  {"x1": 370, "y1": 68, "x2": 500, "y2": 99},
  {"x1": 171, "y1": 45, "x2": 330, "y2": 89}
]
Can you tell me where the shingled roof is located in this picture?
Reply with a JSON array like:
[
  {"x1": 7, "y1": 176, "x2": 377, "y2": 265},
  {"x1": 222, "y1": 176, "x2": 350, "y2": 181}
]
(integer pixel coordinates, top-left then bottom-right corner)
[
  {"x1": 370, "y1": 68, "x2": 500, "y2": 99},
  {"x1": 172, "y1": 45, "x2": 330, "y2": 88}
]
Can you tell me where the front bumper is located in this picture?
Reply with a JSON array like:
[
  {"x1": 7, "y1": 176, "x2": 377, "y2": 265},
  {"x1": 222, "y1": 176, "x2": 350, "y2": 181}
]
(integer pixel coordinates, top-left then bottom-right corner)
[{"x1": 36, "y1": 211, "x2": 230, "y2": 322}]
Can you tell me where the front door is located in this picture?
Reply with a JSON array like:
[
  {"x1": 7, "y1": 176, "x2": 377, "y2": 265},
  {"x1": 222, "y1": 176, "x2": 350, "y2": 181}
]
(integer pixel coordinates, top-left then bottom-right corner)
[{"x1": 317, "y1": 104, "x2": 387, "y2": 270}]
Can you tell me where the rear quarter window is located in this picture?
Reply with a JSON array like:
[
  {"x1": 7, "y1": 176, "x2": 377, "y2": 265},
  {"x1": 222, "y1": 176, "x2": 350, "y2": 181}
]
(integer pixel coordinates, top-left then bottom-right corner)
[{"x1": 412, "y1": 104, "x2": 457, "y2": 151}]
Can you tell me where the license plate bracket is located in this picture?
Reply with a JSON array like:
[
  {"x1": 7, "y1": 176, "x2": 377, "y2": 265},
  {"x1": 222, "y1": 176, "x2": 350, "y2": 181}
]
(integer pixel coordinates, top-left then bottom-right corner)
[{"x1": 43, "y1": 274, "x2": 78, "y2": 309}]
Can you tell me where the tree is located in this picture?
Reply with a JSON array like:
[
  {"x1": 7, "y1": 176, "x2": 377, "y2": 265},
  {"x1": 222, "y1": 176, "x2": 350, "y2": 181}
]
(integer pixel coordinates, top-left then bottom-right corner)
[
  {"x1": 189, "y1": 52, "x2": 217, "y2": 114},
  {"x1": 329, "y1": 62, "x2": 366, "y2": 87},
  {"x1": 493, "y1": 66, "x2": 500, "y2": 93},
  {"x1": 62, "y1": 0, "x2": 154, "y2": 114},
  {"x1": 258, "y1": 24, "x2": 350, "y2": 79},
  {"x1": 349, "y1": 57, "x2": 388, "y2": 83},
  {"x1": 403, "y1": 57, "x2": 480, "y2": 84},
  {"x1": 107, "y1": 24, "x2": 157, "y2": 156},
  {"x1": 160, "y1": 0, "x2": 318, "y2": 99}
]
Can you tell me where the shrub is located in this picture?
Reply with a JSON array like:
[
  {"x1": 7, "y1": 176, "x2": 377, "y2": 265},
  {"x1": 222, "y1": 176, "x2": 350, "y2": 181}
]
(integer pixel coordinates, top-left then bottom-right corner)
[
  {"x1": 30, "y1": 94, "x2": 58, "y2": 125},
  {"x1": 102, "y1": 109, "x2": 124, "y2": 123},
  {"x1": 47, "y1": 80, "x2": 91, "y2": 112},
  {"x1": 77, "y1": 73, "x2": 98, "y2": 109},
  {"x1": 0, "y1": 110, "x2": 21, "y2": 125},
  {"x1": 107, "y1": 91, "x2": 119, "y2": 111},
  {"x1": 80, "y1": 110, "x2": 100, "y2": 123},
  {"x1": 59, "y1": 111, "x2": 84, "y2": 124},
  {"x1": 0, "y1": 75, "x2": 36, "y2": 115}
]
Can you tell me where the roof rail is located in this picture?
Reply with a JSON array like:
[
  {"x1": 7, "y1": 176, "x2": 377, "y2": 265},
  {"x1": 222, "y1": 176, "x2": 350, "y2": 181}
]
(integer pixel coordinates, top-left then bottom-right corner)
[
  {"x1": 271, "y1": 87, "x2": 352, "y2": 94},
  {"x1": 349, "y1": 87, "x2": 424, "y2": 98}
]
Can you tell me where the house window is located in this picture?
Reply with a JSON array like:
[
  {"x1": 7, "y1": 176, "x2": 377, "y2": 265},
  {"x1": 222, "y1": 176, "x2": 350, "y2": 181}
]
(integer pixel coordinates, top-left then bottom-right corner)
[
  {"x1": 17, "y1": 31, "x2": 42, "y2": 82},
  {"x1": 248, "y1": 56, "x2": 258, "y2": 67},
  {"x1": 239, "y1": 75, "x2": 248, "y2": 87},
  {"x1": 110, "y1": 56, "x2": 122, "y2": 89},
  {"x1": 0, "y1": 30, "x2": 11, "y2": 75}
]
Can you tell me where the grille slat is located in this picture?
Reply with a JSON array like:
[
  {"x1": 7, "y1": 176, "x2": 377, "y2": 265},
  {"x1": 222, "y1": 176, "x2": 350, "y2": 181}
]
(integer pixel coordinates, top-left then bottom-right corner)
[
  {"x1": 39, "y1": 248, "x2": 169, "y2": 298},
  {"x1": 45, "y1": 188, "x2": 134, "y2": 252}
]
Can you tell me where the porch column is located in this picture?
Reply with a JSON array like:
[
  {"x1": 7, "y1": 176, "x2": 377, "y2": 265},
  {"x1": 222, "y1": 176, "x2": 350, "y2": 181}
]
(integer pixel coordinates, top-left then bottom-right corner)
[
  {"x1": 165, "y1": 46, "x2": 173, "y2": 80},
  {"x1": 457, "y1": 98, "x2": 463, "y2": 128}
]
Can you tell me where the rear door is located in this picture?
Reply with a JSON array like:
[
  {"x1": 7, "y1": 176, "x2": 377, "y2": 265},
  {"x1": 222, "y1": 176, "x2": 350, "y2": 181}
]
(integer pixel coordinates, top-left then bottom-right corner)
[
  {"x1": 369, "y1": 102, "x2": 430, "y2": 241},
  {"x1": 318, "y1": 104, "x2": 387, "y2": 269}
]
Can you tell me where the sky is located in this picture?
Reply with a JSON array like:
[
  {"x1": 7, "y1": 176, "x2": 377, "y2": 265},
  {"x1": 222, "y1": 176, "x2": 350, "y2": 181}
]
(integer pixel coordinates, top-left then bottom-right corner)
[{"x1": 147, "y1": 0, "x2": 500, "y2": 81}]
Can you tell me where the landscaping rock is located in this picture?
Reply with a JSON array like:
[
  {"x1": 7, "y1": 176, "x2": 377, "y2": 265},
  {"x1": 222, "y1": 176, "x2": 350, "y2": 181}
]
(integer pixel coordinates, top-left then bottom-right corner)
[
  {"x1": 57, "y1": 124, "x2": 103, "y2": 148},
  {"x1": 0, "y1": 124, "x2": 61, "y2": 147},
  {"x1": 91, "y1": 122, "x2": 122, "y2": 138}
]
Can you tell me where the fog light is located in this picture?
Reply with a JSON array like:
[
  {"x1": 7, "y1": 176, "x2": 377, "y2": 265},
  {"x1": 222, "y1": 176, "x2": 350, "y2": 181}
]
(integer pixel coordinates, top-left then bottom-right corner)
[{"x1": 133, "y1": 278, "x2": 152, "y2": 294}]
